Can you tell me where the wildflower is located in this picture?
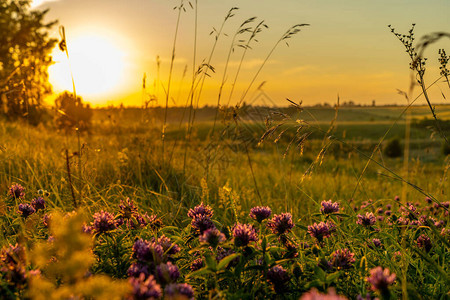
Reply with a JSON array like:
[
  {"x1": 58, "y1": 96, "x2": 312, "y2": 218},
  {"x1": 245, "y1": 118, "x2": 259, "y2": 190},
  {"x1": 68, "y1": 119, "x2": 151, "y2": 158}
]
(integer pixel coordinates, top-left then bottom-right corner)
[
  {"x1": 249, "y1": 206, "x2": 272, "y2": 223},
  {"x1": 132, "y1": 239, "x2": 164, "y2": 263},
  {"x1": 92, "y1": 211, "x2": 117, "y2": 233},
  {"x1": 369, "y1": 238, "x2": 382, "y2": 249},
  {"x1": 82, "y1": 224, "x2": 93, "y2": 234},
  {"x1": 307, "y1": 221, "x2": 336, "y2": 242},
  {"x1": 376, "y1": 207, "x2": 383, "y2": 215},
  {"x1": 199, "y1": 228, "x2": 226, "y2": 248},
  {"x1": 267, "y1": 265, "x2": 290, "y2": 293},
  {"x1": 190, "y1": 258, "x2": 204, "y2": 271},
  {"x1": 156, "y1": 261, "x2": 180, "y2": 284},
  {"x1": 127, "y1": 262, "x2": 150, "y2": 278},
  {"x1": 118, "y1": 198, "x2": 138, "y2": 219},
  {"x1": 367, "y1": 267, "x2": 396, "y2": 295},
  {"x1": 164, "y1": 283, "x2": 194, "y2": 300},
  {"x1": 267, "y1": 213, "x2": 294, "y2": 235},
  {"x1": 1, "y1": 244, "x2": 25, "y2": 265},
  {"x1": 191, "y1": 214, "x2": 215, "y2": 235},
  {"x1": 300, "y1": 288, "x2": 348, "y2": 300},
  {"x1": 147, "y1": 214, "x2": 163, "y2": 230},
  {"x1": 128, "y1": 273, "x2": 162, "y2": 300},
  {"x1": 416, "y1": 234, "x2": 432, "y2": 252},
  {"x1": 42, "y1": 213, "x2": 51, "y2": 227},
  {"x1": 356, "y1": 212, "x2": 376, "y2": 226},
  {"x1": 18, "y1": 203, "x2": 35, "y2": 218},
  {"x1": 401, "y1": 204, "x2": 419, "y2": 219},
  {"x1": 386, "y1": 204, "x2": 392, "y2": 210},
  {"x1": 187, "y1": 202, "x2": 213, "y2": 219},
  {"x1": 331, "y1": 248, "x2": 355, "y2": 269},
  {"x1": 157, "y1": 235, "x2": 180, "y2": 255},
  {"x1": 394, "y1": 196, "x2": 400, "y2": 202},
  {"x1": 31, "y1": 197, "x2": 45, "y2": 211},
  {"x1": 232, "y1": 223, "x2": 258, "y2": 247},
  {"x1": 8, "y1": 184, "x2": 25, "y2": 199},
  {"x1": 385, "y1": 210, "x2": 391, "y2": 216},
  {"x1": 320, "y1": 200, "x2": 340, "y2": 214},
  {"x1": 0, "y1": 244, "x2": 28, "y2": 288},
  {"x1": 397, "y1": 217, "x2": 409, "y2": 225}
]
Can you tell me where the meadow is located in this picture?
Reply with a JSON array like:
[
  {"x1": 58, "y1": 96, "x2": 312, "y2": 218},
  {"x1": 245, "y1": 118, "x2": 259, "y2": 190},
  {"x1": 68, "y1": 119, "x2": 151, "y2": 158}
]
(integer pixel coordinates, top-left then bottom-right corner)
[
  {"x1": 1, "y1": 103, "x2": 449, "y2": 299},
  {"x1": 1, "y1": 1, "x2": 450, "y2": 299}
]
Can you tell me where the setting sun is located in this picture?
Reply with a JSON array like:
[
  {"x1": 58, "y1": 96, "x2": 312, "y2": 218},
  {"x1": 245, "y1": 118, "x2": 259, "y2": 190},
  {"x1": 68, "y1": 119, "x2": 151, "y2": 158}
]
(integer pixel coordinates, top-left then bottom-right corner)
[{"x1": 49, "y1": 33, "x2": 127, "y2": 102}]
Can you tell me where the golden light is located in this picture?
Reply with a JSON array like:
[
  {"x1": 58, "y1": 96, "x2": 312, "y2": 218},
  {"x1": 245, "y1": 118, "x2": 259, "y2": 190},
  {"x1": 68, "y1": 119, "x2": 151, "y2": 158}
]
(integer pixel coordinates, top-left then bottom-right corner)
[{"x1": 49, "y1": 33, "x2": 127, "y2": 102}]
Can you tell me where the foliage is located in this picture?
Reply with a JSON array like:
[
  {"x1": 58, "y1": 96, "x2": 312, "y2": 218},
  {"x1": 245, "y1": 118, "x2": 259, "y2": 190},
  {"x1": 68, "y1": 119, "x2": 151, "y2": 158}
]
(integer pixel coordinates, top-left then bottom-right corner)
[
  {"x1": 54, "y1": 91, "x2": 93, "y2": 132},
  {"x1": 383, "y1": 137, "x2": 402, "y2": 158},
  {"x1": 0, "y1": 0, "x2": 56, "y2": 124}
]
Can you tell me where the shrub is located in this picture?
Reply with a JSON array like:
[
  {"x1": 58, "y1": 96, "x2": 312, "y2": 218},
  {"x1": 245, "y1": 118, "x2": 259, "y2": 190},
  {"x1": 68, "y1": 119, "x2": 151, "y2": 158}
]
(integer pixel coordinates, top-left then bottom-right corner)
[
  {"x1": 383, "y1": 137, "x2": 402, "y2": 158},
  {"x1": 442, "y1": 141, "x2": 450, "y2": 156},
  {"x1": 54, "y1": 92, "x2": 92, "y2": 132}
]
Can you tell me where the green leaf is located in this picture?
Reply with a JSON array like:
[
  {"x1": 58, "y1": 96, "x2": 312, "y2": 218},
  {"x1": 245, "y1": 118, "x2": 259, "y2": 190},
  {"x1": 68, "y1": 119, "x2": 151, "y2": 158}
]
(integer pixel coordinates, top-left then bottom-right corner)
[
  {"x1": 204, "y1": 254, "x2": 217, "y2": 272},
  {"x1": 217, "y1": 253, "x2": 240, "y2": 271},
  {"x1": 314, "y1": 266, "x2": 326, "y2": 281},
  {"x1": 186, "y1": 267, "x2": 212, "y2": 278},
  {"x1": 326, "y1": 271, "x2": 342, "y2": 283}
]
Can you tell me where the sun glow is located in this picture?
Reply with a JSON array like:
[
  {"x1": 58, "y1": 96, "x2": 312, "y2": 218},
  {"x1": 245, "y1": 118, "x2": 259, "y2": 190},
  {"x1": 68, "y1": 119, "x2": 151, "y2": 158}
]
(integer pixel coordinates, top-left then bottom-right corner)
[{"x1": 49, "y1": 33, "x2": 128, "y2": 102}]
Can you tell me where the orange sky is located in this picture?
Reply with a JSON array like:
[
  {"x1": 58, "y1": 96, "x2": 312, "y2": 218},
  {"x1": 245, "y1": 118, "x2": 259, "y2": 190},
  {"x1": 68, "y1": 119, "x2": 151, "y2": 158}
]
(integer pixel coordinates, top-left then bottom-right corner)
[{"x1": 34, "y1": 0, "x2": 450, "y2": 107}]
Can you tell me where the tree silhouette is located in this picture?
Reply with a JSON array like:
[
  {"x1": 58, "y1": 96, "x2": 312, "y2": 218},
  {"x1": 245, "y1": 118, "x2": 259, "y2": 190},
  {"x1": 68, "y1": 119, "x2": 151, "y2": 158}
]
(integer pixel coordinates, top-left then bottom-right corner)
[{"x1": 0, "y1": 0, "x2": 57, "y2": 124}]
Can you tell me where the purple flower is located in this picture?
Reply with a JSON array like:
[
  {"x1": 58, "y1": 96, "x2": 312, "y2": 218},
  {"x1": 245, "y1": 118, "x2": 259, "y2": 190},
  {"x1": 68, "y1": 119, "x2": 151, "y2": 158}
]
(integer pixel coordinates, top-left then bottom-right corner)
[
  {"x1": 401, "y1": 204, "x2": 419, "y2": 219},
  {"x1": 132, "y1": 239, "x2": 164, "y2": 263},
  {"x1": 118, "y1": 198, "x2": 138, "y2": 219},
  {"x1": 156, "y1": 235, "x2": 180, "y2": 256},
  {"x1": 82, "y1": 224, "x2": 93, "y2": 234},
  {"x1": 156, "y1": 262, "x2": 180, "y2": 284},
  {"x1": 127, "y1": 262, "x2": 150, "y2": 278},
  {"x1": 199, "y1": 228, "x2": 226, "y2": 248},
  {"x1": 42, "y1": 214, "x2": 51, "y2": 227},
  {"x1": 249, "y1": 206, "x2": 272, "y2": 223},
  {"x1": 267, "y1": 265, "x2": 290, "y2": 293},
  {"x1": 320, "y1": 200, "x2": 340, "y2": 214},
  {"x1": 92, "y1": 211, "x2": 117, "y2": 233},
  {"x1": 367, "y1": 267, "x2": 396, "y2": 293},
  {"x1": 394, "y1": 196, "x2": 400, "y2": 202},
  {"x1": 18, "y1": 203, "x2": 35, "y2": 218},
  {"x1": 267, "y1": 213, "x2": 294, "y2": 235},
  {"x1": 129, "y1": 273, "x2": 162, "y2": 300},
  {"x1": 416, "y1": 234, "x2": 432, "y2": 253},
  {"x1": 187, "y1": 202, "x2": 213, "y2": 219},
  {"x1": 356, "y1": 212, "x2": 376, "y2": 226},
  {"x1": 164, "y1": 283, "x2": 194, "y2": 300},
  {"x1": 191, "y1": 214, "x2": 215, "y2": 235},
  {"x1": 369, "y1": 238, "x2": 382, "y2": 248},
  {"x1": 307, "y1": 221, "x2": 336, "y2": 242},
  {"x1": 148, "y1": 214, "x2": 164, "y2": 230},
  {"x1": 385, "y1": 210, "x2": 392, "y2": 216},
  {"x1": 190, "y1": 258, "x2": 204, "y2": 271},
  {"x1": 331, "y1": 248, "x2": 355, "y2": 269},
  {"x1": 300, "y1": 288, "x2": 348, "y2": 300},
  {"x1": 8, "y1": 184, "x2": 25, "y2": 199},
  {"x1": 232, "y1": 223, "x2": 258, "y2": 247},
  {"x1": 1, "y1": 244, "x2": 25, "y2": 266},
  {"x1": 31, "y1": 197, "x2": 45, "y2": 211}
]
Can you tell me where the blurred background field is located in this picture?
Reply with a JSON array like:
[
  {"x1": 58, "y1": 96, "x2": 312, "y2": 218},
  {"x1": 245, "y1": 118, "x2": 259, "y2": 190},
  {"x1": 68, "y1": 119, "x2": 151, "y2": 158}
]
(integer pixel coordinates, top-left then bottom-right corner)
[{"x1": 1, "y1": 104, "x2": 449, "y2": 226}]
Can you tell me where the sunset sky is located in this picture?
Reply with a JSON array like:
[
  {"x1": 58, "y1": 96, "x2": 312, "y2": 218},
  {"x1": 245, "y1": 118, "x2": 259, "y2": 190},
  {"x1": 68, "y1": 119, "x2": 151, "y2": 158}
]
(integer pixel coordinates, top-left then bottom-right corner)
[{"x1": 33, "y1": 0, "x2": 450, "y2": 107}]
